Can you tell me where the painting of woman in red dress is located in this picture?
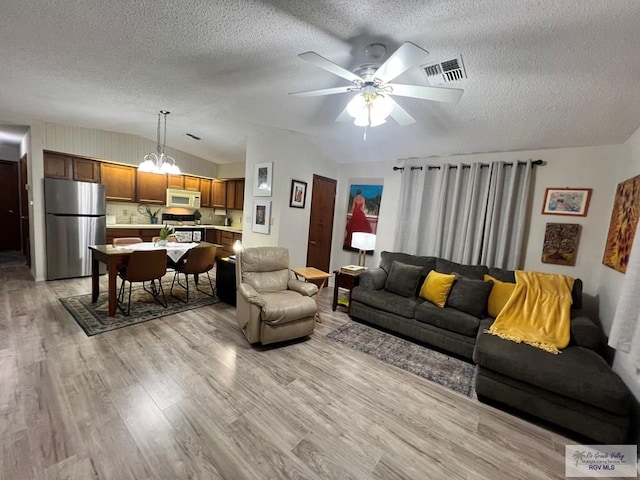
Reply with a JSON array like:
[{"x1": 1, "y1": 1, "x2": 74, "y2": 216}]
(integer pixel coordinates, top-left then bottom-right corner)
[{"x1": 344, "y1": 184, "x2": 383, "y2": 250}]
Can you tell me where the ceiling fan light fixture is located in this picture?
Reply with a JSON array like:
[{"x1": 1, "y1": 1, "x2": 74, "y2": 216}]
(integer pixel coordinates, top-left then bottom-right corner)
[
  {"x1": 347, "y1": 92, "x2": 393, "y2": 127},
  {"x1": 139, "y1": 110, "x2": 181, "y2": 175}
]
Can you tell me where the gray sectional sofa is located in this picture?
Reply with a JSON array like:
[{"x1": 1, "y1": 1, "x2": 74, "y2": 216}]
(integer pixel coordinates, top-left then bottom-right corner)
[{"x1": 349, "y1": 251, "x2": 632, "y2": 444}]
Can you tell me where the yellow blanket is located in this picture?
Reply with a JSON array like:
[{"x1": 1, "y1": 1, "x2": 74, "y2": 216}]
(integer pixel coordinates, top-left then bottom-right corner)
[{"x1": 488, "y1": 270, "x2": 574, "y2": 354}]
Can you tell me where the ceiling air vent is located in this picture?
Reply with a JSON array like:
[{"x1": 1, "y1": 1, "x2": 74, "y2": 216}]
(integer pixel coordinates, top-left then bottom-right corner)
[{"x1": 422, "y1": 55, "x2": 466, "y2": 86}]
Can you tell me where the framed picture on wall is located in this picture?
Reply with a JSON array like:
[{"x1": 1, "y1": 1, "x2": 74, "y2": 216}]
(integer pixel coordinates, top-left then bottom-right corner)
[
  {"x1": 541, "y1": 187, "x2": 592, "y2": 216},
  {"x1": 289, "y1": 179, "x2": 307, "y2": 208},
  {"x1": 252, "y1": 200, "x2": 271, "y2": 234},
  {"x1": 541, "y1": 223, "x2": 581, "y2": 266},
  {"x1": 253, "y1": 162, "x2": 273, "y2": 197}
]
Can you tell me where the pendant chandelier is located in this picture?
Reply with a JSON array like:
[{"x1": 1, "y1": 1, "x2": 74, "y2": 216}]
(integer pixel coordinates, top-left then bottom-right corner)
[{"x1": 138, "y1": 110, "x2": 181, "y2": 174}]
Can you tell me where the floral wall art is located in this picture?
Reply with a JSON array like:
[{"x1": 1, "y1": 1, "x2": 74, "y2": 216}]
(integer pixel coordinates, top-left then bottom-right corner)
[{"x1": 603, "y1": 174, "x2": 640, "y2": 273}]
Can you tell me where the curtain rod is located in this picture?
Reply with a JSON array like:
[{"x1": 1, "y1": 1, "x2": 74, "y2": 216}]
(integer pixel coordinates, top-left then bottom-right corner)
[{"x1": 426, "y1": 159, "x2": 543, "y2": 171}]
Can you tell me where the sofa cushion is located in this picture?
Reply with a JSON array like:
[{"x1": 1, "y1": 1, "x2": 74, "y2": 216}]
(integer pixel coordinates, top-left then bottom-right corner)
[
  {"x1": 484, "y1": 274, "x2": 517, "y2": 318},
  {"x1": 351, "y1": 286, "x2": 422, "y2": 319},
  {"x1": 570, "y1": 316, "x2": 603, "y2": 350},
  {"x1": 385, "y1": 261, "x2": 424, "y2": 298},
  {"x1": 260, "y1": 291, "x2": 318, "y2": 325},
  {"x1": 380, "y1": 251, "x2": 436, "y2": 275},
  {"x1": 419, "y1": 271, "x2": 456, "y2": 307},
  {"x1": 415, "y1": 301, "x2": 481, "y2": 337},
  {"x1": 436, "y1": 258, "x2": 488, "y2": 280},
  {"x1": 447, "y1": 276, "x2": 494, "y2": 318},
  {"x1": 473, "y1": 332, "x2": 631, "y2": 415}
]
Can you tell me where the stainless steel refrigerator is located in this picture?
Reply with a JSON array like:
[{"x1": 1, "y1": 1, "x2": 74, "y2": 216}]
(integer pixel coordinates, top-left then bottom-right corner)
[{"x1": 45, "y1": 177, "x2": 106, "y2": 280}]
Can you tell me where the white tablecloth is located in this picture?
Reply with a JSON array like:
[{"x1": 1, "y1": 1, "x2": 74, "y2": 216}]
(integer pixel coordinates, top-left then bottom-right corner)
[{"x1": 115, "y1": 242, "x2": 199, "y2": 263}]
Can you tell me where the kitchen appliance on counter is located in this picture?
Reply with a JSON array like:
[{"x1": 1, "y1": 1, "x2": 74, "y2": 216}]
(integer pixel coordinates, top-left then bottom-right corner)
[
  {"x1": 166, "y1": 188, "x2": 201, "y2": 208},
  {"x1": 224, "y1": 217, "x2": 232, "y2": 226},
  {"x1": 161, "y1": 213, "x2": 205, "y2": 242},
  {"x1": 45, "y1": 178, "x2": 106, "y2": 280}
]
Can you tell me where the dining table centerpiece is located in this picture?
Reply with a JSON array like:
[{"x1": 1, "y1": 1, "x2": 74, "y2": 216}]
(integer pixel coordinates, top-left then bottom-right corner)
[{"x1": 156, "y1": 224, "x2": 175, "y2": 246}]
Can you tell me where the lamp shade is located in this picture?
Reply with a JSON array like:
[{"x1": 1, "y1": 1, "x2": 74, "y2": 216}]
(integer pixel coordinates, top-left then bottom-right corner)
[{"x1": 351, "y1": 232, "x2": 376, "y2": 251}]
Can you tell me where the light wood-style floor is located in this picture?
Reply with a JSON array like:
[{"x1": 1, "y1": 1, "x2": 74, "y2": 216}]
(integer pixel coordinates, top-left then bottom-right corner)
[{"x1": 0, "y1": 261, "x2": 599, "y2": 479}]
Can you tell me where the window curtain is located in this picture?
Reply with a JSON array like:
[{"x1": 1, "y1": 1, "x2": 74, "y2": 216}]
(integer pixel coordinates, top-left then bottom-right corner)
[
  {"x1": 394, "y1": 160, "x2": 534, "y2": 269},
  {"x1": 608, "y1": 221, "x2": 640, "y2": 366}
]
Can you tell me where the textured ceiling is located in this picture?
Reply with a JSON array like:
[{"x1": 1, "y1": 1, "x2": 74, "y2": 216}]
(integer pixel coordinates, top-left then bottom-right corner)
[{"x1": 1, "y1": 0, "x2": 639, "y2": 164}]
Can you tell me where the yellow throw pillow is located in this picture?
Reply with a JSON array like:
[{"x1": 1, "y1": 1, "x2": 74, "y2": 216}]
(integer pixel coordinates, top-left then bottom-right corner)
[
  {"x1": 484, "y1": 274, "x2": 516, "y2": 318},
  {"x1": 419, "y1": 271, "x2": 457, "y2": 308}
]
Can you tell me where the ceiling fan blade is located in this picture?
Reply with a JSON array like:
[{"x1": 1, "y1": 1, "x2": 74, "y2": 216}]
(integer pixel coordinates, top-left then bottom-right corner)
[
  {"x1": 290, "y1": 86, "x2": 353, "y2": 97},
  {"x1": 387, "y1": 83, "x2": 464, "y2": 103},
  {"x1": 335, "y1": 105, "x2": 352, "y2": 123},
  {"x1": 373, "y1": 42, "x2": 430, "y2": 84},
  {"x1": 388, "y1": 97, "x2": 416, "y2": 126},
  {"x1": 298, "y1": 52, "x2": 363, "y2": 83}
]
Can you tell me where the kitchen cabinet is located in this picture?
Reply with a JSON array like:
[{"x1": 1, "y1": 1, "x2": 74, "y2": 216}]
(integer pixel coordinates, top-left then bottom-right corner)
[
  {"x1": 101, "y1": 163, "x2": 136, "y2": 202},
  {"x1": 233, "y1": 179, "x2": 244, "y2": 210},
  {"x1": 184, "y1": 176, "x2": 200, "y2": 192},
  {"x1": 136, "y1": 171, "x2": 167, "y2": 204},
  {"x1": 225, "y1": 180, "x2": 236, "y2": 209},
  {"x1": 218, "y1": 230, "x2": 242, "y2": 258},
  {"x1": 167, "y1": 175, "x2": 184, "y2": 189},
  {"x1": 44, "y1": 152, "x2": 73, "y2": 179},
  {"x1": 212, "y1": 180, "x2": 227, "y2": 208},
  {"x1": 200, "y1": 178, "x2": 212, "y2": 208},
  {"x1": 73, "y1": 157, "x2": 101, "y2": 183}
]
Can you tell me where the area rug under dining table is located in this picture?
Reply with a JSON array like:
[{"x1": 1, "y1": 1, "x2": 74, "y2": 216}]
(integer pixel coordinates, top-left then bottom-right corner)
[
  {"x1": 60, "y1": 281, "x2": 220, "y2": 336},
  {"x1": 327, "y1": 322, "x2": 476, "y2": 397}
]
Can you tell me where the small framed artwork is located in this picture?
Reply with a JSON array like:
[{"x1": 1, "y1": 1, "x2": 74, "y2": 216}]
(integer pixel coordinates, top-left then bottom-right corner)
[
  {"x1": 541, "y1": 223, "x2": 581, "y2": 266},
  {"x1": 253, "y1": 162, "x2": 273, "y2": 197},
  {"x1": 542, "y1": 187, "x2": 592, "y2": 216},
  {"x1": 289, "y1": 179, "x2": 307, "y2": 208},
  {"x1": 252, "y1": 200, "x2": 271, "y2": 234}
]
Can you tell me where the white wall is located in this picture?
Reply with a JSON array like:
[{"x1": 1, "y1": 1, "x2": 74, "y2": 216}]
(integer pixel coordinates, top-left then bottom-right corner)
[
  {"x1": 217, "y1": 161, "x2": 245, "y2": 179},
  {"x1": 243, "y1": 130, "x2": 338, "y2": 268},
  {"x1": 0, "y1": 144, "x2": 20, "y2": 161}
]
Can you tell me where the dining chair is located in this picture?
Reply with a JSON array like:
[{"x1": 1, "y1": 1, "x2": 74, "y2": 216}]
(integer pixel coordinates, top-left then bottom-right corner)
[
  {"x1": 170, "y1": 246, "x2": 217, "y2": 302},
  {"x1": 113, "y1": 237, "x2": 143, "y2": 246},
  {"x1": 117, "y1": 249, "x2": 168, "y2": 316}
]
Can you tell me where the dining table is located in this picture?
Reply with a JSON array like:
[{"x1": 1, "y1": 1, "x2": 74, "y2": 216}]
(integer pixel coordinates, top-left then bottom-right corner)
[{"x1": 89, "y1": 241, "x2": 221, "y2": 317}]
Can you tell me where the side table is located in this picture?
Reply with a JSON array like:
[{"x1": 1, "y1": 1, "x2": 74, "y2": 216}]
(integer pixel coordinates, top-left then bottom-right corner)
[
  {"x1": 291, "y1": 267, "x2": 332, "y2": 322},
  {"x1": 333, "y1": 269, "x2": 361, "y2": 316},
  {"x1": 216, "y1": 257, "x2": 237, "y2": 306}
]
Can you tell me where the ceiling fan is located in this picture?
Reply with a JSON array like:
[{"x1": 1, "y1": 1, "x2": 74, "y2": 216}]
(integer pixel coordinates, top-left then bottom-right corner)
[{"x1": 290, "y1": 42, "x2": 464, "y2": 128}]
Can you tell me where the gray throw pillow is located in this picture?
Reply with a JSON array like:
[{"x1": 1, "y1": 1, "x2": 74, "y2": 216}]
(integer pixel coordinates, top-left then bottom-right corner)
[
  {"x1": 436, "y1": 258, "x2": 488, "y2": 280},
  {"x1": 384, "y1": 260, "x2": 424, "y2": 298},
  {"x1": 446, "y1": 275, "x2": 494, "y2": 318}
]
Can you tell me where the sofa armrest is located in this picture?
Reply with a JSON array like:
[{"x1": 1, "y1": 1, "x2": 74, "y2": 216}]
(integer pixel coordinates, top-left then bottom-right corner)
[
  {"x1": 238, "y1": 283, "x2": 265, "y2": 308},
  {"x1": 288, "y1": 279, "x2": 319, "y2": 297},
  {"x1": 359, "y1": 268, "x2": 387, "y2": 290},
  {"x1": 570, "y1": 315, "x2": 603, "y2": 350}
]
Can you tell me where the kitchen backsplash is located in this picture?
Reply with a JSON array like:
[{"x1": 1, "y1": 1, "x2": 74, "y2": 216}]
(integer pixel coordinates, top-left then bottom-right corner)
[{"x1": 106, "y1": 202, "x2": 240, "y2": 225}]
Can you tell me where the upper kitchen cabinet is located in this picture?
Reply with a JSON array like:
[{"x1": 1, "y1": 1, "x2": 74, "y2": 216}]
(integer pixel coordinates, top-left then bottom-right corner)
[
  {"x1": 225, "y1": 179, "x2": 245, "y2": 210},
  {"x1": 200, "y1": 178, "x2": 212, "y2": 208},
  {"x1": 212, "y1": 180, "x2": 227, "y2": 208},
  {"x1": 184, "y1": 176, "x2": 200, "y2": 192},
  {"x1": 73, "y1": 157, "x2": 101, "y2": 183},
  {"x1": 136, "y1": 171, "x2": 167, "y2": 204},
  {"x1": 44, "y1": 151, "x2": 100, "y2": 183},
  {"x1": 167, "y1": 174, "x2": 184, "y2": 189},
  {"x1": 44, "y1": 151, "x2": 73, "y2": 180},
  {"x1": 101, "y1": 163, "x2": 136, "y2": 202}
]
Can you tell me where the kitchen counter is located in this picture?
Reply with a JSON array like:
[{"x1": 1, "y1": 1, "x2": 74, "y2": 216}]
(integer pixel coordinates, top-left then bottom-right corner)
[{"x1": 107, "y1": 224, "x2": 242, "y2": 233}]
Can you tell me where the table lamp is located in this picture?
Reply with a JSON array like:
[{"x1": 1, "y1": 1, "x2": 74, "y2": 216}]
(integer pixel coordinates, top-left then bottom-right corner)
[{"x1": 351, "y1": 232, "x2": 376, "y2": 267}]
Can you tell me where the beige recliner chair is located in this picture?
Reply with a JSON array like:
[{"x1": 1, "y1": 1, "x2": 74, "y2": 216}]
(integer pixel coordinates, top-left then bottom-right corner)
[{"x1": 236, "y1": 246, "x2": 318, "y2": 345}]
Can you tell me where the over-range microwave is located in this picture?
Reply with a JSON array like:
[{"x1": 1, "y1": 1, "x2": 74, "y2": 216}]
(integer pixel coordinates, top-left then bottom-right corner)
[{"x1": 166, "y1": 189, "x2": 201, "y2": 208}]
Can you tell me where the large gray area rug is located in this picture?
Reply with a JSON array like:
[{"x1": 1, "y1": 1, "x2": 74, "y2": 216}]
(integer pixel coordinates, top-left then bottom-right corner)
[
  {"x1": 60, "y1": 282, "x2": 220, "y2": 336},
  {"x1": 328, "y1": 322, "x2": 476, "y2": 397}
]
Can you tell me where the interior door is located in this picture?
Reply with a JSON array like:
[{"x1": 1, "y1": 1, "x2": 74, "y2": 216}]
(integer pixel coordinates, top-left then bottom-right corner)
[
  {"x1": 19, "y1": 154, "x2": 30, "y2": 266},
  {"x1": 0, "y1": 160, "x2": 21, "y2": 251},
  {"x1": 306, "y1": 174, "x2": 337, "y2": 272}
]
